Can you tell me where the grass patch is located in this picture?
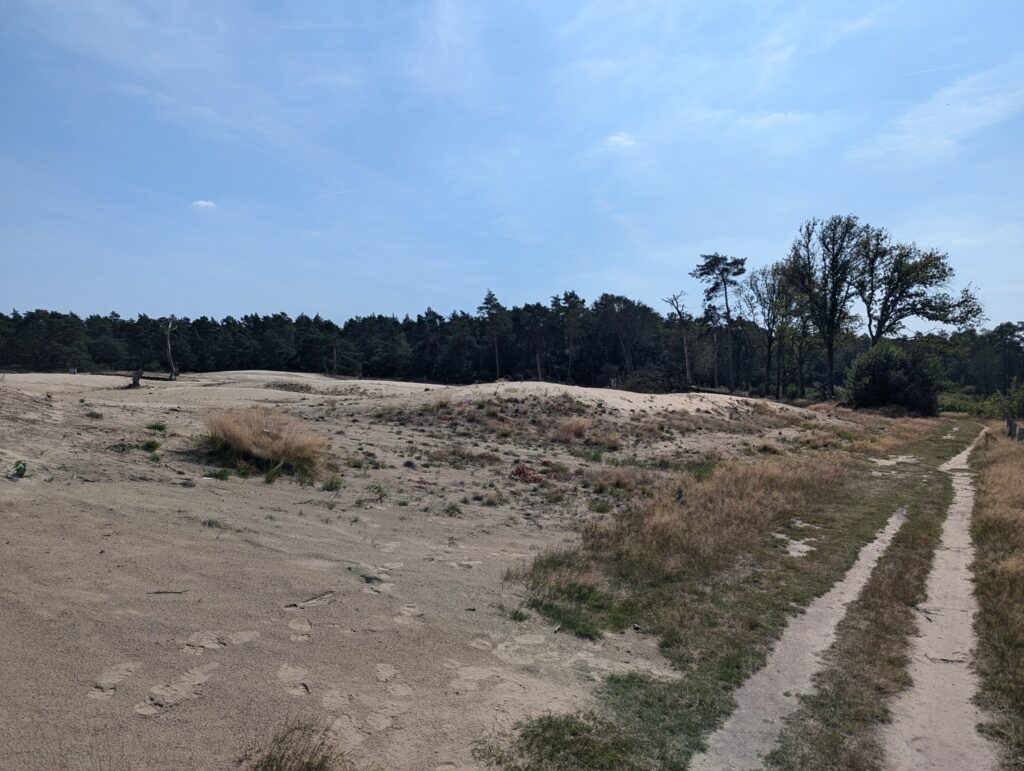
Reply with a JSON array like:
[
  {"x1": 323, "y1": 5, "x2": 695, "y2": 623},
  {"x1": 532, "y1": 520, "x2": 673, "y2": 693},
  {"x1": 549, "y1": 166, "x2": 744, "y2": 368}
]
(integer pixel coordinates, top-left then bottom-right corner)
[
  {"x1": 86, "y1": 410, "x2": 103, "y2": 419},
  {"x1": 141, "y1": 439, "x2": 161, "y2": 452},
  {"x1": 201, "y1": 407, "x2": 328, "y2": 482},
  {"x1": 971, "y1": 429, "x2": 1024, "y2": 766},
  {"x1": 240, "y1": 719, "x2": 351, "y2": 770},
  {"x1": 206, "y1": 468, "x2": 231, "y2": 481},
  {"x1": 485, "y1": 418, "x2": 970, "y2": 769},
  {"x1": 146, "y1": 421, "x2": 167, "y2": 432},
  {"x1": 474, "y1": 712, "x2": 648, "y2": 770}
]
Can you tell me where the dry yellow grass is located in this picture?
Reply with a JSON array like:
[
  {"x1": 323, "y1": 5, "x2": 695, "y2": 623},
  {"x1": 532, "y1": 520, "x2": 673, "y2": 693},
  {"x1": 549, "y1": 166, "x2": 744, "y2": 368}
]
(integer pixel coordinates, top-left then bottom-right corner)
[
  {"x1": 204, "y1": 407, "x2": 329, "y2": 478},
  {"x1": 972, "y1": 430, "x2": 1024, "y2": 765},
  {"x1": 586, "y1": 453, "x2": 845, "y2": 577}
]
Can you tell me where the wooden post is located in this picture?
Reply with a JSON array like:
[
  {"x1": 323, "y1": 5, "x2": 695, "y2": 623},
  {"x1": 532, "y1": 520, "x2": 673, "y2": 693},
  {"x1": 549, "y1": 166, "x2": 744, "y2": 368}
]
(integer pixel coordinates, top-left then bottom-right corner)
[{"x1": 131, "y1": 369, "x2": 142, "y2": 388}]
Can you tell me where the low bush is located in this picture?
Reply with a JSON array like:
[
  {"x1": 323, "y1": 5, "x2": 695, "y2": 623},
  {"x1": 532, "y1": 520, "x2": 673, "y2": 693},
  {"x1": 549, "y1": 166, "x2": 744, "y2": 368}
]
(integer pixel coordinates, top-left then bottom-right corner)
[{"x1": 847, "y1": 342, "x2": 939, "y2": 416}]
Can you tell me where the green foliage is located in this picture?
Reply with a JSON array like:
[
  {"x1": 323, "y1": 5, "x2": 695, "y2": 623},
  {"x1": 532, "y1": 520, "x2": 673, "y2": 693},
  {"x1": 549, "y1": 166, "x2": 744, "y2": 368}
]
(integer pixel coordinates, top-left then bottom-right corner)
[
  {"x1": 207, "y1": 468, "x2": 231, "y2": 480},
  {"x1": 141, "y1": 439, "x2": 161, "y2": 452},
  {"x1": 9, "y1": 460, "x2": 27, "y2": 479},
  {"x1": 146, "y1": 421, "x2": 167, "y2": 432},
  {"x1": 847, "y1": 342, "x2": 939, "y2": 415},
  {"x1": 321, "y1": 474, "x2": 342, "y2": 492}
]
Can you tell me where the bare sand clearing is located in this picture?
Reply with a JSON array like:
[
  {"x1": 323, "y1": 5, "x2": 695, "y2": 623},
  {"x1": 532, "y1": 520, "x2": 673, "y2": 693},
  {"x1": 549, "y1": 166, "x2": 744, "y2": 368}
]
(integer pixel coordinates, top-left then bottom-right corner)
[
  {"x1": 690, "y1": 506, "x2": 909, "y2": 771},
  {"x1": 0, "y1": 371, "x2": 807, "y2": 769},
  {"x1": 881, "y1": 432, "x2": 999, "y2": 770}
]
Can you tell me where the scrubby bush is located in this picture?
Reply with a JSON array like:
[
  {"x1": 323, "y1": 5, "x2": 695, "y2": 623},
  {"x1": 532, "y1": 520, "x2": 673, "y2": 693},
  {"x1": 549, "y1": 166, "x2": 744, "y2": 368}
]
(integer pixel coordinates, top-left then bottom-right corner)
[{"x1": 847, "y1": 343, "x2": 939, "y2": 416}]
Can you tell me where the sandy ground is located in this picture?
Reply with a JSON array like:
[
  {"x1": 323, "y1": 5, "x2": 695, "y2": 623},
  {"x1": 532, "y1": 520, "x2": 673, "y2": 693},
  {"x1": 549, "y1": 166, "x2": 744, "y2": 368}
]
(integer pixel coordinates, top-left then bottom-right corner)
[
  {"x1": 690, "y1": 506, "x2": 909, "y2": 771},
  {"x1": 0, "y1": 371, "x2": 804, "y2": 770},
  {"x1": 881, "y1": 432, "x2": 999, "y2": 770}
]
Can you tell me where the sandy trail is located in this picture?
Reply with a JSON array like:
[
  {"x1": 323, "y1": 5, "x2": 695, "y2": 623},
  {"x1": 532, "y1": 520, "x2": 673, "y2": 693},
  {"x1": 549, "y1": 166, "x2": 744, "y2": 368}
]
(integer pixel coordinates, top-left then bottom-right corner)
[
  {"x1": 690, "y1": 505, "x2": 909, "y2": 771},
  {"x1": 881, "y1": 432, "x2": 999, "y2": 770}
]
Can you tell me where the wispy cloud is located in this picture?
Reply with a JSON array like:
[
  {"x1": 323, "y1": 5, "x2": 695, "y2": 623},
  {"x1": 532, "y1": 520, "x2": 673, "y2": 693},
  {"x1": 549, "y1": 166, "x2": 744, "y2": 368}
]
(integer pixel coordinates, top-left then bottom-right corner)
[
  {"x1": 604, "y1": 132, "x2": 637, "y2": 148},
  {"x1": 192, "y1": 200, "x2": 217, "y2": 208},
  {"x1": 851, "y1": 60, "x2": 1024, "y2": 165}
]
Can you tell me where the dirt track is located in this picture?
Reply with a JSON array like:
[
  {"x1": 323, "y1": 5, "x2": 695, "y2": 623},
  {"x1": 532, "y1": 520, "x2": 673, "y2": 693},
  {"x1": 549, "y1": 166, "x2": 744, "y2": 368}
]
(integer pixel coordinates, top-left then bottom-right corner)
[{"x1": 881, "y1": 432, "x2": 998, "y2": 770}]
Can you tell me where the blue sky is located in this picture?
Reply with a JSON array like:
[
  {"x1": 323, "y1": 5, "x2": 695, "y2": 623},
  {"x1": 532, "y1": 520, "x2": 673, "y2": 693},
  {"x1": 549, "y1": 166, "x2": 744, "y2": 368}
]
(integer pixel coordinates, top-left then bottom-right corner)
[{"x1": 1, "y1": 1, "x2": 1022, "y2": 325}]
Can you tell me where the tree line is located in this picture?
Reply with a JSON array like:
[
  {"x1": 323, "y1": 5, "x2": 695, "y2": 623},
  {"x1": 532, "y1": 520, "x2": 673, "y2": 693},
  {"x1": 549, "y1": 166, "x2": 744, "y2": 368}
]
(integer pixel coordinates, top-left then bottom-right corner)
[{"x1": 2, "y1": 215, "x2": 1020, "y2": 402}]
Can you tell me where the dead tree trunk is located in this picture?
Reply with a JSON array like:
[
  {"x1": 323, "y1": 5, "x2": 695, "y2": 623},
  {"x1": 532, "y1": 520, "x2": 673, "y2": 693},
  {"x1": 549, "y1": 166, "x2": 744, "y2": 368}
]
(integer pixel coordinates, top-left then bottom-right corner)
[
  {"x1": 165, "y1": 319, "x2": 176, "y2": 381},
  {"x1": 130, "y1": 368, "x2": 142, "y2": 388}
]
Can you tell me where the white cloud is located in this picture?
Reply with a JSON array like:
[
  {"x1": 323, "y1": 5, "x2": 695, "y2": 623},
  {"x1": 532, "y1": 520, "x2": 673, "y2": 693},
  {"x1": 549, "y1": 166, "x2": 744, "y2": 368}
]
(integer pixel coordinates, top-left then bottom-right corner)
[
  {"x1": 192, "y1": 199, "x2": 217, "y2": 208},
  {"x1": 605, "y1": 132, "x2": 637, "y2": 148},
  {"x1": 850, "y1": 60, "x2": 1024, "y2": 165}
]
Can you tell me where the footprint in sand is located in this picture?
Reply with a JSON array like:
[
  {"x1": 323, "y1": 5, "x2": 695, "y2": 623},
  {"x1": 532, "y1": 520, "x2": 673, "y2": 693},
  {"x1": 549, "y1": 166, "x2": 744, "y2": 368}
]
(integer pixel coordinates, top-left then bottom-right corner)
[
  {"x1": 364, "y1": 701, "x2": 411, "y2": 731},
  {"x1": 277, "y1": 664, "x2": 310, "y2": 696},
  {"x1": 89, "y1": 662, "x2": 138, "y2": 700},
  {"x1": 394, "y1": 603, "x2": 424, "y2": 625},
  {"x1": 288, "y1": 618, "x2": 312, "y2": 642},
  {"x1": 181, "y1": 629, "x2": 259, "y2": 654},
  {"x1": 134, "y1": 662, "x2": 219, "y2": 716}
]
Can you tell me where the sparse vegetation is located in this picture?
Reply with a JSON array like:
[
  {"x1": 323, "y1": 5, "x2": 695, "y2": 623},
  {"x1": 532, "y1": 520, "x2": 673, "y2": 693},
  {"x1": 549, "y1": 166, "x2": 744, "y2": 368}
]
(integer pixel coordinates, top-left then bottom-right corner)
[
  {"x1": 240, "y1": 720, "x2": 352, "y2": 771},
  {"x1": 971, "y1": 430, "x2": 1024, "y2": 766},
  {"x1": 141, "y1": 439, "x2": 161, "y2": 452},
  {"x1": 488, "y1": 420, "x2": 975, "y2": 768},
  {"x1": 86, "y1": 410, "x2": 103, "y2": 419},
  {"x1": 146, "y1": 421, "x2": 167, "y2": 432},
  {"x1": 202, "y1": 407, "x2": 328, "y2": 481},
  {"x1": 8, "y1": 460, "x2": 27, "y2": 479}
]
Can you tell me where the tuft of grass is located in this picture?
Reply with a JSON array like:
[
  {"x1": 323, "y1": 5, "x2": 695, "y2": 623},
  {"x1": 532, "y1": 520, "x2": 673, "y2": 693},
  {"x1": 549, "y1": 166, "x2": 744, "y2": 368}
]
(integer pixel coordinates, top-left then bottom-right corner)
[
  {"x1": 321, "y1": 474, "x2": 342, "y2": 492},
  {"x1": 141, "y1": 439, "x2": 161, "y2": 452},
  {"x1": 240, "y1": 720, "x2": 352, "y2": 771},
  {"x1": 971, "y1": 430, "x2": 1024, "y2": 766},
  {"x1": 202, "y1": 407, "x2": 328, "y2": 482},
  {"x1": 207, "y1": 468, "x2": 231, "y2": 481},
  {"x1": 201, "y1": 518, "x2": 224, "y2": 529},
  {"x1": 8, "y1": 460, "x2": 27, "y2": 479},
  {"x1": 473, "y1": 712, "x2": 648, "y2": 770},
  {"x1": 86, "y1": 410, "x2": 103, "y2": 419},
  {"x1": 146, "y1": 421, "x2": 167, "y2": 432}
]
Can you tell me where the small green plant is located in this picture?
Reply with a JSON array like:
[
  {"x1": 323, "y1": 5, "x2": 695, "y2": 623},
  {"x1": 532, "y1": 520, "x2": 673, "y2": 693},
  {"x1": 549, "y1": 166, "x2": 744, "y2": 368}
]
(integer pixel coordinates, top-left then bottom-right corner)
[
  {"x1": 321, "y1": 474, "x2": 342, "y2": 492},
  {"x1": 146, "y1": 421, "x2": 167, "y2": 432},
  {"x1": 180, "y1": 479, "x2": 196, "y2": 488},
  {"x1": 141, "y1": 439, "x2": 161, "y2": 452},
  {"x1": 207, "y1": 468, "x2": 231, "y2": 480},
  {"x1": 9, "y1": 460, "x2": 27, "y2": 480},
  {"x1": 442, "y1": 502, "x2": 463, "y2": 517},
  {"x1": 367, "y1": 482, "x2": 389, "y2": 503},
  {"x1": 148, "y1": 453, "x2": 161, "y2": 462},
  {"x1": 509, "y1": 608, "x2": 529, "y2": 622},
  {"x1": 201, "y1": 518, "x2": 224, "y2": 529},
  {"x1": 86, "y1": 410, "x2": 103, "y2": 419},
  {"x1": 264, "y1": 464, "x2": 283, "y2": 484}
]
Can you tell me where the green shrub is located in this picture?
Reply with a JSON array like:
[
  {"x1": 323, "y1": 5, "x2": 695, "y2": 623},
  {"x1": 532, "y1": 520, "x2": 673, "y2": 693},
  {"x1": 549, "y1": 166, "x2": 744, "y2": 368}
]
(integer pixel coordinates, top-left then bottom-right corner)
[
  {"x1": 847, "y1": 342, "x2": 939, "y2": 416},
  {"x1": 146, "y1": 421, "x2": 167, "y2": 432}
]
